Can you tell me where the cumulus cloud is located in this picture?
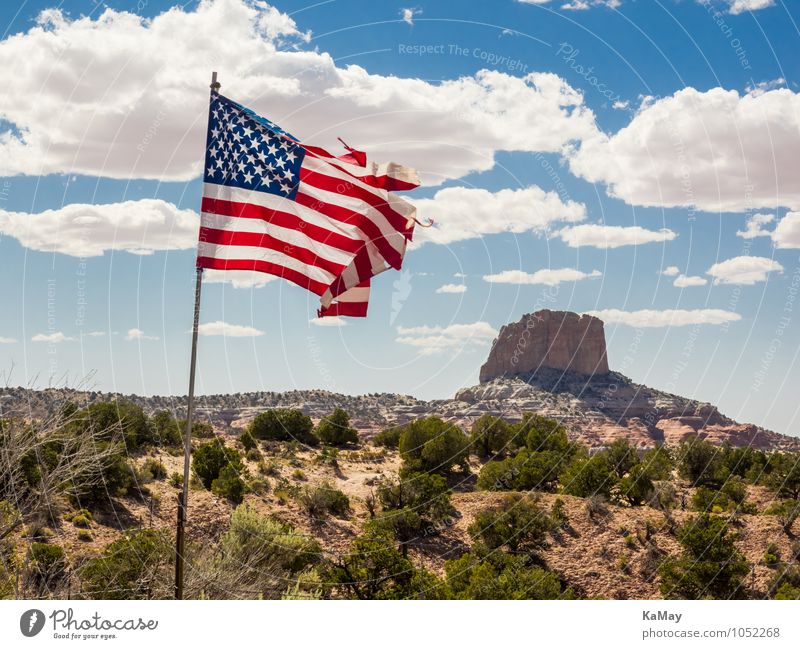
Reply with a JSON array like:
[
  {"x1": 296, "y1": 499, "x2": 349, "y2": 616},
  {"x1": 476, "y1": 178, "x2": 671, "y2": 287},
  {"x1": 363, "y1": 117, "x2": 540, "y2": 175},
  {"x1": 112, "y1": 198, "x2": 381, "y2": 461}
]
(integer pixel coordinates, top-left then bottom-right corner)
[
  {"x1": 0, "y1": 199, "x2": 197, "y2": 257},
  {"x1": 585, "y1": 308, "x2": 741, "y2": 327},
  {"x1": 483, "y1": 268, "x2": 601, "y2": 285},
  {"x1": 662, "y1": 266, "x2": 680, "y2": 277},
  {"x1": 203, "y1": 269, "x2": 276, "y2": 289},
  {"x1": 31, "y1": 332, "x2": 74, "y2": 343},
  {"x1": 435, "y1": 283, "x2": 467, "y2": 294},
  {"x1": 396, "y1": 322, "x2": 497, "y2": 356},
  {"x1": 310, "y1": 317, "x2": 347, "y2": 327},
  {"x1": 413, "y1": 186, "x2": 585, "y2": 246},
  {"x1": 673, "y1": 274, "x2": 708, "y2": 288},
  {"x1": 197, "y1": 321, "x2": 264, "y2": 337},
  {"x1": 725, "y1": 0, "x2": 774, "y2": 15},
  {"x1": 126, "y1": 328, "x2": 159, "y2": 341},
  {"x1": 0, "y1": 0, "x2": 597, "y2": 185},
  {"x1": 568, "y1": 87, "x2": 800, "y2": 212},
  {"x1": 561, "y1": 0, "x2": 621, "y2": 9},
  {"x1": 706, "y1": 256, "x2": 783, "y2": 285},
  {"x1": 736, "y1": 213, "x2": 775, "y2": 239},
  {"x1": 558, "y1": 224, "x2": 677, "y2": 248},
  {"x1": 772, "y1": 212, "x2": 800, "y2": 249},
  {"x1": 0, "y1": 336, "x2": 17, "y2": 344}
]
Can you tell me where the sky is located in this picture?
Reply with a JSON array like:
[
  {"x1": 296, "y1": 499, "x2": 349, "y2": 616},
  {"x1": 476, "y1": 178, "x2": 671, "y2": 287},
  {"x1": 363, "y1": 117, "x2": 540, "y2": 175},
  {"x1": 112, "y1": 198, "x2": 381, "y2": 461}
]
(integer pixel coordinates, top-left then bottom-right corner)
[{"x1": 0, "y1": 0, "x2": 799, "y2": 439}]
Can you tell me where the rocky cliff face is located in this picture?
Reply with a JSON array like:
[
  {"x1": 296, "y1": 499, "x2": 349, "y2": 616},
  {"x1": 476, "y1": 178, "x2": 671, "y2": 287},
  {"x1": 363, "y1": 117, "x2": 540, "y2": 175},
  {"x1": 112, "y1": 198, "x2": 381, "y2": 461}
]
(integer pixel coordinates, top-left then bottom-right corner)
[{"x1": 479, "y1": 310, "x2": 609, "y2": 382}]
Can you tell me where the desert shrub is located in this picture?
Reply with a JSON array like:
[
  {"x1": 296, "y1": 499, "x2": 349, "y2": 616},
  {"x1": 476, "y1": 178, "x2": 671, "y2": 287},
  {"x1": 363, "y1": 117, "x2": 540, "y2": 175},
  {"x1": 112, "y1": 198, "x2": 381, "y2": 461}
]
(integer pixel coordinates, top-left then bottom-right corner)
[
  {"x1": 601, "y1": 439, "x2": 639, "y2": 479},
  {"x1": 373, "y1": 472, "x2": 454, "y2": 554},
  {"x1": 372, "y1": 426, "x2": 403, "y2": 449},
  {"x1": 769, "y1": 566, "x2": 800, "y2": 600},
  {"x1": 211, "y1": 465, "x2": 247, "y2": 504},
  {"x1": 658, "y1": 514, "x2": 750, "y2": 599},
  {"x1": 27, "y1": 542, "x2": 66, "y2": 590},
  {"x1": 721, "y1": 476, "x2": 748, "y2": 505},
  {"x1": 72, "y1": 514, "x2": 91, "y2": 529},
  {"x1": 239, "y1": 430, "x2": 258, "y2": 452},
  {"x1": 77, "y1": 530, "x2": 93, "y2": 542},
  {"x1": 445, "y1": 550, "x2": 573, "y2": 600},
  {"x1": 69, "y1": 443, "x2": 133, "y2": 504},
  {"x1": 476, "y1": 457, "x2": 518, "y2": 491},
  {"x1": 618, "y1": 463, "x2": 655, "y2": 506},
  {"x1": 764, "y1": 499, "x2": 800, "y2": 535},
  {"x1": 213, "y1": 504, "x2": 321, "y2": 598},
  {"x1": 327, "y1": 527, "x2": 439, "y2": 599},
  {"x1": 258, "y1": 459, "x2": 281, "y2": 477},
  {"x1": 77, "y1": 400, "x2": 155, "y2": 449},
  {"x1": 245, "y1": 448, "x2": 261, "y2": 462},
  {"x1": 766, "y1": 453, "x2": 800, "y2": 499},
  {"x1": 192, "y1": 438, "x2": 244, "y2": 489},
  {"x1": 151, "y1": 410, "x2": 183, "y2": 446},
  {"x1": 764, "y1": 543, "x2": 781, "y2": 566},
  {"x1": 561, "y1": 454, "x2": 617, "y2": 498},
  {"x1": 650, "y1": 481, "x2": 677, "y2": 511},
  {"x1": 692, "y1": 486, "x2": 729, "y2": 513},
  {"x1": 585, "y1": 494, "x2": 608, "y2": 520},
  {"x1": 470, "y1": 414, "x2": 512, "y2": 459},
  {"x1": 720, "y1": 444, "x2": 766, "y2": 482},
  {"x1": 468, "y1": 494, "x2": 553, "y2": 555},
  {"x1": 551, "y1": 497, "x2": 568, "y2": 528},
  {"x1": 398, "y1": 417, "x2": 470, "y2": 475},
  {"x1": 640, "y1": 446, "x2": 674, "y2": 480},
  {"x1": 291, "y1": 469, "x2": 306, "y2": 481},
  {"x1": 186, "y1": 420, "x2": 214, "y2": 439},
  {"x1": 81, "y1": 530, "x2": 171, "y2": 599},
  {"x1": 141, "y1": 458, "x2": 167, "y2": 481},
  {"x1": 248, "y1": 409, "x2": 318, "y2": 445},
  {"x1": 298, "y1": 482, "x2": 350, "y2": 519},
  {"x1": 315, "y1": 408, "x2": 358, "y2": 447},
  {"x1": 677, "y1": 436, "x2": 725, "y2": 488},
  {"x1": 168, "y1": 472, "x2": 183, "y2": 488}
]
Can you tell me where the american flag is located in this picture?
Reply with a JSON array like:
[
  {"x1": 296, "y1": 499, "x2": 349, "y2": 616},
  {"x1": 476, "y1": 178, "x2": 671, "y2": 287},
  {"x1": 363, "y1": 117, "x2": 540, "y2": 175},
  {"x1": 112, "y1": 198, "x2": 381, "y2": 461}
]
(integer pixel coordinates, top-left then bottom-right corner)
[{"x1": 196, "y1": 93, "x2": 420, "y2": 317}]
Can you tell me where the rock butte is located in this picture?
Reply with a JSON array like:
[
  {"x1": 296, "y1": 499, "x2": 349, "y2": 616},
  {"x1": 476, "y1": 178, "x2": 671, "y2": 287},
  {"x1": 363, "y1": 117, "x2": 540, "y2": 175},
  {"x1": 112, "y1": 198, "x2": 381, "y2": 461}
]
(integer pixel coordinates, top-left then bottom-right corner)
[{"x1": 479, "y1": 310, "x2": 609, "y2": 382}]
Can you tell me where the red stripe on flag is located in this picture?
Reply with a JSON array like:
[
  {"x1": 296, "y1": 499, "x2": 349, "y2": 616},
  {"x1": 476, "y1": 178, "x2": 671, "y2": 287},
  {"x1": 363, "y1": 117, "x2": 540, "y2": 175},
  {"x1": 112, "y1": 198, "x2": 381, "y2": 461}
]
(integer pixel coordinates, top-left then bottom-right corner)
[{"x1": 196, "y1": 256, "x2": 329, "y2": 296}]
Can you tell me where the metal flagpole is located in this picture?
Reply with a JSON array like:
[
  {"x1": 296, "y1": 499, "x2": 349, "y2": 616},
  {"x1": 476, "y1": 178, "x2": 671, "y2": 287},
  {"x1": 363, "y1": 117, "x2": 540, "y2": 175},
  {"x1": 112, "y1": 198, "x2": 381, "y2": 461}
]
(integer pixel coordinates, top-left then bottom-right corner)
[{"x1": 174, "y1": 71, "x2": 220, "y2": 600}]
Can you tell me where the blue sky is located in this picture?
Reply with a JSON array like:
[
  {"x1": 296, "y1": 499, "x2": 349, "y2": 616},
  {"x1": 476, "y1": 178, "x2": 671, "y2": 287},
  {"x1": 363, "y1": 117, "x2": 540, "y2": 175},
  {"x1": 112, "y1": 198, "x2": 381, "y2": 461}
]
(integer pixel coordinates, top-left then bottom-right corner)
[{"x1": 0, "y1": 0, "x2": 799, "y2": 438}]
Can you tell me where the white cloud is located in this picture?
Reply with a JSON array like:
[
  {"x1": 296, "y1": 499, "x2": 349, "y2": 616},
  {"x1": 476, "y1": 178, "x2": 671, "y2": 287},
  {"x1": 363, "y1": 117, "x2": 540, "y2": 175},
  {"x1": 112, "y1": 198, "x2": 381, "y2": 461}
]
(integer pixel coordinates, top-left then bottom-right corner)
[
  {"x1": 736, "y1": 213, "x2": 774, "y2": 239},
  {"x1": 197, "y1": 320, "x2": 264, "y2": 337},
  {"x1": 453, "y1": 272, "x2": 467, "y2": 278},
  {"x1": 568, "y1": 87, "x2": 800, "y2": 212},
  {"x1": 83, "y1": 331, "x2": 106, "y2": 337},
  {"x1": 561, "y1": 0, "x2": 621, "y2": 9},
  {"x1": 706, "y1": 255, "x2": 783, "y2": 285},
  {"x1": 435, "y1": 283, "x2": 467, "y2": 294},
  {"x1": 0, "y1": 199, "x2": 197, "y2": 257},
  {"x1": 725, "y1": 0, "x2": 775, "y2": 15},
  {"x1": 0, "y1": 336, "x2": 17, "y2": 344},
  {"x1": 673, "y1": 274, "x2": 708, "y2": 288},
  {"x1": 396, "y1": 322, "x2": 497, "y2": 356},
  {"x1": 126, "y1": 328, "x2": 159, "y2": 341},
  {"x1": 203, "y1": 269, "x2": 276, "y2": 289},
  {"x1": 772, "y1": 212, "x2": 800, "y2": 249},
  {"x1": 662, "y1": 266, "x2": 680, "y2": 277},
  {"x1": 483, "y1": 268, "x2": 601, "y2": 286},
  {"x1": 0, "y1": 0, "x2": 598, "y2": 185},
  {"x1": 31, "y1": 332, "x2": 74, "y2": 343},
  {"x1": 585, "y1": 308, "x2": 741, "y2": 327},
  {"x1": 310, "y1": 317, "x2": 347, "y2": 327},
  {"x1": 412, "y1": 186, "x2": 585, "y2": 246},
  {"x1": 400, "y1": 8, "x2": 420, "y2": 25},
  {"x1": 558, "y1": 224, "x2": 677, "y2": 248}
]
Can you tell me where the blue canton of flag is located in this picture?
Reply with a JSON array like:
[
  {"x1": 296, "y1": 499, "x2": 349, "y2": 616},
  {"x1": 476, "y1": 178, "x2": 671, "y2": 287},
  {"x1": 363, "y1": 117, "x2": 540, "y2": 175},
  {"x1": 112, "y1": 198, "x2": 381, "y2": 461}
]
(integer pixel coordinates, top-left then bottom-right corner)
[{"x1": 203, "y1": 95, "x2": 305, "y2": 200}]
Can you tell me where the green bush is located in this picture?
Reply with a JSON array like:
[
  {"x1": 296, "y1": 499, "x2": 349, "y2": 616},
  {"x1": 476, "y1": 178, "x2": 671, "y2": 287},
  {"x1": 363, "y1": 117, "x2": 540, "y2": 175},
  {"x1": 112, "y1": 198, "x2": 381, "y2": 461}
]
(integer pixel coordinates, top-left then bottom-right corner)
[
  {"x1": 618, "y1": 463, "x2": 655, "y2": 506},
  {"x1": 211, "y1": 465, "x2": 247, "y2": 504},
  {"x1": 659, "y1": 514, "x2": 750, "y2": 599},
  {"x1": 192, "y1": 438, "x2": 244, "y2": 489},
  {"x1": 445, "y1": 550, "x2": 573, "y2": 600},
  {"x1": 77, "y1": 400, "x2": 155, "y2": 449},
  {"x1": 640, "y1": 446, "x2": 674, "y2": 480},
  {"x1": 372, "y1": 426, "x2": 403, "y2": 449},
  {"x1": 315, "y1": 408, "x2": 359, "y2": 447},
  {"x1": 763, "y1": 543, "x2": 780, "y2": 567},
  {"x1": 469, "y1": 415, "x2": 512, "y2": 459},
  {"x1": 141, "y1": 458, "x2": 167, "y2": 481},
  {"x1": 468, "y1": 494, "x2": 553, "y2": 555},
  {"x1": 169, "y1": 472, "x2": 183, "y2": 488},
  {"x1": 72, "y1": 514, "x2": 91, "y2": 529},
  {"x1": 561, "y1": 454, "x2": 617, "y2": 498},
  {"x1": 764, "y1": 499, "x2": 800, "y2": 534},
  {"x1": 151, "y1": 410, "x2": 183, "y2": 446},
  {"x1": 770, "y1": 566, "x2": 800, "y2": 600},
  {"x1": 239, "y1": 430, "x2": 258, "y2": 452},
  {"x1": 248, "y1": 409, "x2": 318, "y2": 445},
  {"x1": 298, "y1": 482, "x2": 350, "y2": 519},
  {"x1": 398, "y1": 417, "x2": 470, "y2": 475},
  {"x1": 601, "y1": 439, "x2": 639, "y2": 479},
  {"x1": 81, "y1": 530, "x2": 171, "y2": 599},
  {"x1": 28, "y1": 542, "x2": 67, "y2": 589},
  {"x1": 677, "y1": 436, "x2": 725, "y2": 488},
  {"x1": 766, "y1": 453, "x2": 800, "y2": 500}
]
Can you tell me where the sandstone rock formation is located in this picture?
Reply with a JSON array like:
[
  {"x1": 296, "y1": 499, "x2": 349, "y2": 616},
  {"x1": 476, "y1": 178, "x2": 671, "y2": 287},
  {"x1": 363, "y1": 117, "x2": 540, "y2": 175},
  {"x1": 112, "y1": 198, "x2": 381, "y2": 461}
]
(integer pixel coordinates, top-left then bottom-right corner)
[{"x1": 479, "y1": 310, "x2": 609, "y2": 383}]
